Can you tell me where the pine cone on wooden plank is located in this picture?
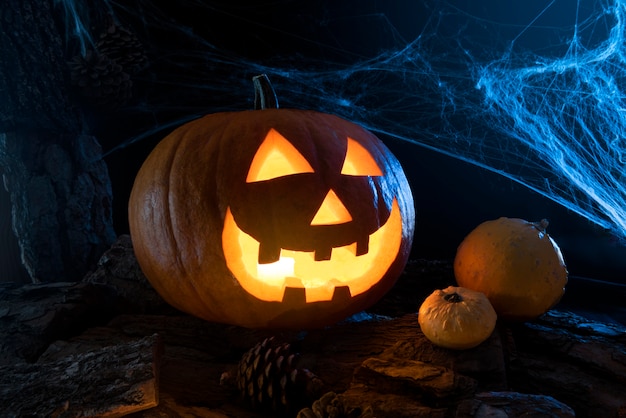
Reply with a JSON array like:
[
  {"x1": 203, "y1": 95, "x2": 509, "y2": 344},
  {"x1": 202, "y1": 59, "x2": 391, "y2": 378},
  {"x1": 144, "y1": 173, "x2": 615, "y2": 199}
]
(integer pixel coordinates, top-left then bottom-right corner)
[{"x1": 223, "y1": 336, "x2": 326, "y2": 417}]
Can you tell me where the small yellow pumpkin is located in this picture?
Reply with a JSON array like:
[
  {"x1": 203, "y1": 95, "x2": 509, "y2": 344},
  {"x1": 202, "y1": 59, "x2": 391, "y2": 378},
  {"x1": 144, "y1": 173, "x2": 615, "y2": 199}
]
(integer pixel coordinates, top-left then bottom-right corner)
[
  {"x1": 454, "y1": 217, "x2": 568, "y2": 321},
  {"x1": 418, "y1": 286, "x2": 497, "y2": 350}
]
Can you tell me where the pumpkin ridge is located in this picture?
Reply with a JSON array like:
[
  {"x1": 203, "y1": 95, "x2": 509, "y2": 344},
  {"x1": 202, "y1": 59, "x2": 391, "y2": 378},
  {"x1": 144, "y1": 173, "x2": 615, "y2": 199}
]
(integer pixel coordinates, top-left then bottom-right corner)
[
  {"x1": 164, "y1": 123, "x2": 218, "y2": 316},
  {"x1": 163, "y1": 132, "x2": 183, "y2": 270},
  {"x1": 130, "y1": 129, "x2": 197, "y2": 315},
  {"x1": 185, "y1": 118, "x2": 246, "y2": 319}
]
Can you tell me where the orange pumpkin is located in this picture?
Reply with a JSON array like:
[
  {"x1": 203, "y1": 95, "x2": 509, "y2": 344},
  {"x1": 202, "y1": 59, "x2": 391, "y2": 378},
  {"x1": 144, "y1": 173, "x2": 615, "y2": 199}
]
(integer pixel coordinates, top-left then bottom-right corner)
[
  {"x1": 454, "y1": 217, "x2": 568, "y2": 321},
  {"x1": 128, "y1": 75, "x2": 415, "y2": 329}
]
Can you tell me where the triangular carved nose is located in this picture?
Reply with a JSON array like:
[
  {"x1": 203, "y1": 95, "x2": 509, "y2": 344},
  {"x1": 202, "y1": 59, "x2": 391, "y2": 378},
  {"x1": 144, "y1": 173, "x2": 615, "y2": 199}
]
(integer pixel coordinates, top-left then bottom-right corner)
[{"x1": 311, "y1": 190, "x2": 352, "y2": 225}]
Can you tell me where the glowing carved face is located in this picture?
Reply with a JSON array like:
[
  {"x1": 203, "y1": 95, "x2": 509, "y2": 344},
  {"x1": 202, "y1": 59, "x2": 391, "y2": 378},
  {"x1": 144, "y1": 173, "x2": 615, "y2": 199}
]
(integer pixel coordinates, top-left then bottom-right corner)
[{"x1": 222, "y1": 128, "x2": 403, "y2": 303}]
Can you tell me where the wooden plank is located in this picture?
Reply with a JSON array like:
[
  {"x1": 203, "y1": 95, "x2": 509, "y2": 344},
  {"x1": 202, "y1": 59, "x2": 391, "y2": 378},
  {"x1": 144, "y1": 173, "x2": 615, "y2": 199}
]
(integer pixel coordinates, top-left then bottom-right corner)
[{"x1": 0, "y1": 334, "x2": 161, "y2": 417}]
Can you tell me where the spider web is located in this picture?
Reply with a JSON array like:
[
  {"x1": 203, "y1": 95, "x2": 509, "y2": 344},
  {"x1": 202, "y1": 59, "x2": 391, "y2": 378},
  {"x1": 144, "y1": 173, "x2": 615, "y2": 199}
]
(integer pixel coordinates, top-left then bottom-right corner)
[{"x1": 59, "y1": 0, "x2": 626, "y2": 242}]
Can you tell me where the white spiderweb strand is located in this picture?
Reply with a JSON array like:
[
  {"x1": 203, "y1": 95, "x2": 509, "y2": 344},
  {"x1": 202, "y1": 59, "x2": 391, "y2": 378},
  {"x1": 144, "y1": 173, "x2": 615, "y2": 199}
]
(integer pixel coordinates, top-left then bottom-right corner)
[
  {"x1": 72, "y1": 0, "x2": 626, "y2": 242},
  {"x1": 476, "y1": 0, "x2": 626, "y2": 237}
]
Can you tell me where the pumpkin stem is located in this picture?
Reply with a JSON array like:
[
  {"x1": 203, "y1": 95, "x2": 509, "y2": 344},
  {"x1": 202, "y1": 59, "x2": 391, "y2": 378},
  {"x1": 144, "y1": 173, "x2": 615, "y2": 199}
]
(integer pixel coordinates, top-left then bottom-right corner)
[
  {"x1": 532, "y1": 218, "x2": 549, "y2": 232},
  {"x1": 253, "y1": 74, "x2": 279, "y2": 110},
  {"x1": 531, "y1": 219, "x2": 550, "y2": 239},
  {"x1": 444, "y1": 292, "x2": 463, "y2": 303}
]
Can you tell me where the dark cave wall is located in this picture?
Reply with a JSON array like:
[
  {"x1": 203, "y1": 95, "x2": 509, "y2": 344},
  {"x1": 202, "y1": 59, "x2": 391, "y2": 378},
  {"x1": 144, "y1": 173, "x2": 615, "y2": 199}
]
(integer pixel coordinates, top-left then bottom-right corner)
[
  {"x1": 0, "y1": 184, "x2": 28, "y2": 283},
  {"x1": 0, "y1": 0, "x2": 116, "y2": 283}
]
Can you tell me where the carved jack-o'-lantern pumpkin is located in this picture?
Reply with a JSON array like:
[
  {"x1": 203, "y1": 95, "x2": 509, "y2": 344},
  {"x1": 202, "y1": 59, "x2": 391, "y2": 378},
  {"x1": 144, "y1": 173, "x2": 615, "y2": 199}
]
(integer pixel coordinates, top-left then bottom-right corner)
[{"x1": 128, "y1": 75, "x2": 415, "y2": 329}]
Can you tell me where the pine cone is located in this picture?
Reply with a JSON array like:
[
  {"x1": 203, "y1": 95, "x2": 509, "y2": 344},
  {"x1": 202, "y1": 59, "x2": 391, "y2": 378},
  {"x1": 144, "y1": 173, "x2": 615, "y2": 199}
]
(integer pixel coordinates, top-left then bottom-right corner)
[
  {"x1": 95, "y1": 23, "x2": 147, "y2": 75},
  {"x1": 232, "y1": 336, "x2": 325, "y2": 417},
  {"x1": 68, "y1": 50, "x2": 132, "y2": 109}
]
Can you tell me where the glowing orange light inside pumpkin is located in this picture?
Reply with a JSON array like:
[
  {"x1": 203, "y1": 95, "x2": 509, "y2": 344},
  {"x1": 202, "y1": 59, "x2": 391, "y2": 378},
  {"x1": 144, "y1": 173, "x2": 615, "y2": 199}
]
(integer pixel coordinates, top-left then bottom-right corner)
[
  {"x1": 224, "y1": 128, "x2": 403, "y2": 304},
  {"x1": 223, "y1": 198, "x2": 403, "y2": 302},
  {"x1": 310, "y1": 189, "x2": 352, "y2": 225},
  {"x1": 341, "y1": 137, "x2": 383, "y2": 176},
  {"x1": 246, "y1": 128, "x2": 314, "y2": 182}
]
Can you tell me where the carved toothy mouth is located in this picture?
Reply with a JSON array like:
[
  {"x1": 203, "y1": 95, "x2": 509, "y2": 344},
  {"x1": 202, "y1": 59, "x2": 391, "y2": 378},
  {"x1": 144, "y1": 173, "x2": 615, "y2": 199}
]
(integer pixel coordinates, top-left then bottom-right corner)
[{"x1": 222, "y1": 198, "x2": 403, "y2": 303}]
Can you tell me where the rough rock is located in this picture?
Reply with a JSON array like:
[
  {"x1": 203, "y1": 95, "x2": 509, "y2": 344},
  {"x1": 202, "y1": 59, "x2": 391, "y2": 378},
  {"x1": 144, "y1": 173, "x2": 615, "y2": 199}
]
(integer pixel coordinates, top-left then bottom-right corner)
[{"x1": 0, "y1": 132, "x2": 116, "y2": 283}]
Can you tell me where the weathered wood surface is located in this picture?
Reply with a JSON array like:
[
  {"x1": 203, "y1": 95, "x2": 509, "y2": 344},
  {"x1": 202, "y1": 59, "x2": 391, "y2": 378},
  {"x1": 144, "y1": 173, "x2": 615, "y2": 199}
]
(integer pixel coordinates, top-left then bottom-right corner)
[
  {"x1": 0, "y1": 281, "x2": 117, "y2": 365},
  {"x1": 507, "y1": 310, "x2": 626, "y2": 417},
  {"x1": 0, "y1": 236, "x2": 624, "y2": 417},
  {"x1": 0, "y1": 334, "x2": 161, "y2": 417}
]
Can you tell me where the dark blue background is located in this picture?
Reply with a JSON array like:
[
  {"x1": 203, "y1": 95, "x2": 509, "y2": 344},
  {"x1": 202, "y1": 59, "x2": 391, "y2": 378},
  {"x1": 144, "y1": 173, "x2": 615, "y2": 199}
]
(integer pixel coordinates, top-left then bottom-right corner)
[
  {"x1": 2, "y1": 1, "x2": 625, "y2": 321},
  {"x1": 103, "y1": 0, "x2": 626, "y2": 279}
]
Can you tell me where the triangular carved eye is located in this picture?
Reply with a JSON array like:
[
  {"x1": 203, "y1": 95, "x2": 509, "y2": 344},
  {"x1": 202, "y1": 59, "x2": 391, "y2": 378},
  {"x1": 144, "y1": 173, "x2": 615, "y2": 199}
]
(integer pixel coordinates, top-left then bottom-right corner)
[
  {"x1": 247, "y1": 129, "x2": 314, "y2": 182},
  {"x1": 341, "y1": 137, "x2": 383, "y2": 176}
]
